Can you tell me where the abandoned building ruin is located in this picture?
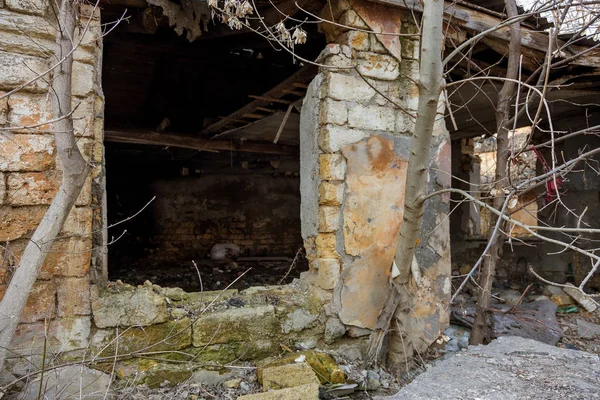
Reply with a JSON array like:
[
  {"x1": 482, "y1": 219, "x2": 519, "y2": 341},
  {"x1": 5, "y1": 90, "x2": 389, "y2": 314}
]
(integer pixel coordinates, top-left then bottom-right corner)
[{"x1": 0, "y1": 0, "x2": 599, "y2": 390}]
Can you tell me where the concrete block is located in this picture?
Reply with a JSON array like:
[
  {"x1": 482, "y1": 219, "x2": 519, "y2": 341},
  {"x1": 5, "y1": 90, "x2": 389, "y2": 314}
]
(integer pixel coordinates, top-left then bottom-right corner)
[
  {"x1": 0, "y1": 9, "x2": 55, "y2": 38},
  {"x1": 22, "y1": 280, "x2": 56, "y2": 323},
  {"x1": 338, "y1": 30, "x2": 370, "y2": 51},
  {"x1": 339, "y1": 10, "x2": 369, "y2": 29}
]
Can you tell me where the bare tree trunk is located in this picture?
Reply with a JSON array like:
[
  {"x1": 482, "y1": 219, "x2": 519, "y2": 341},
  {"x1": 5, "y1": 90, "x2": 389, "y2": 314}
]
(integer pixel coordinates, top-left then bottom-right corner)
[
  {"x1": 470, "y1": 0, "x2": 521, "y2": 345},
  {"x1": 366, "y1": 0, "x2": 445, "y2": 367},
  {"x1": 0, "y1": 0, "x2": 89, "y2": 370}
]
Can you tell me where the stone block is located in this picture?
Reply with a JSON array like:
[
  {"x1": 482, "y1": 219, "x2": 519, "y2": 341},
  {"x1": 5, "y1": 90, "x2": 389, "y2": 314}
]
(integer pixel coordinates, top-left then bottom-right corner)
[
  {"x1": 0, "y1": 51, "x2": 48, "y2": 92},
  {"x1": 56, "y1": 277, "x2": 90, "y2": 317},
  {"x1": 348, "y1": 104, "x2": 395, "y2": 132},
  {"x1": 327, "y1": 73, "x2": 374, "y2": 102},
  {"x1": 0, "y1": 133, "x2": 54, "y2": 171},
  {"x1": 324, "y1": 316, "x2": 346, "y2": 343},
  {"x1": 318, "y1": 206, "x2": 340, "y2": 233},
  {"x1": 338, "y1": 30, "x2": 370, "y2": 51},
  {"x1": 318, "y1": 181, "x2": 344, "y2": 206},
  {"x1": 319, "y1": 153, "x2": 346, "y2": 181},
  {"x1": 11, "y1": 316, "x2": 90, "y2": 355},
  {"x1": 22, "y1": 280, "x2": 56, "y2": 323},
  {"x1": 262, "y1": 363, "x2": 320, "y2": 390},
  {"x1": 0, "y1": 30, "x2": 55, "y2": 58},
  {"x1": 320, "y1": 98, "x2": 347, "y2": 126},
  {"x1": 396, "y1": 111, "x2": 416, "y2": 134},
  {"x1": 0, "y1": 90, "x2": 8, "y2": 122},
  {"x1": 5, "y1": 0, "x2": 48, "y2": 15},
  {"x1": 319, "y1": 125, "x2": 368, "y2": 153},
  {"x1": 6, "y1": 171, "x2": 60, "y2": 205},
  {"x1": 42, "y1": 238, "x2": 91, "y2": 277},
  {"x1": 8, "y1": 93, "x2": 53, "y2": 131},
  {"x1": 282, "y1": 308, "x2": 320, "y2": 334},
  {"x1": 0, "y1": 205, "x2": 46, "y2": 241},
  {"x1": 192, "y1": 305, "x2": 279, "y2": 346},
  {"x1": 90, "y1": 284, "x2": 168, "y2": 328},
  {"x1": 339, "y1": 9, "x2": 369, "y2": 29},
  {"x1": 0, "y1": 172, "x2": 5, "y2": 204},
  {"x1": 239, "y1": 383, "x2": 319, "y2": 400},
  {"x1": 62, "y1": 206, "x2": 92, "y2": 237},
  {"x1": 72, "y1": 62, "x2": 95, "y2": 96},
  {"x1": 0, "y1": 9, "x2": 56, "y2": 38},
  {"x1": 22, "y1": 365, "x2": 109, "y2": 400},
  {"x1": 72, "y1": 95, "x2": 95, "y2": 137},
  {"x1": 316, "y1": 233, "x2": 339, "y2": 259},
  {"x1": 357, "y1": 52, "x2": 400, "y2": 81},
  {"x1": 92, "y1": 318, "x2": 192, "y2": 356},
  {"x1": 314, "y1": 258, "x2": 341, "y2": 290}
]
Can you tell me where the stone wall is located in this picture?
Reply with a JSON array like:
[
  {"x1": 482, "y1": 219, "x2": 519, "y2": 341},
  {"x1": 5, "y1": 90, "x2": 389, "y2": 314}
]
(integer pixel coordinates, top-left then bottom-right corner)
[
  {"x1": 300, "y1": 0, "x2": 451, "y2": 364},
  {"x1": 0, "y1": 0, "x2": 104, "y2": 376}
]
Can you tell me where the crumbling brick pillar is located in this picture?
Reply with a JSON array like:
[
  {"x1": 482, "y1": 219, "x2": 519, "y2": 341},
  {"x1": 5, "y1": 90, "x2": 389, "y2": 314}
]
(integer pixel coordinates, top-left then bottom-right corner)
[
  {"x1": 300, "y1": 0, "x2": 451, "y2": 359},
  {"x1": 0, "y1": 0, "x2": 104, "y2": 370}
]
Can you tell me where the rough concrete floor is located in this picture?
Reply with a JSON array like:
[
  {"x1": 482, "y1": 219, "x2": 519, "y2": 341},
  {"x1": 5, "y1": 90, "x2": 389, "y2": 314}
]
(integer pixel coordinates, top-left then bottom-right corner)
[{"x1": 376, "y1": 336, "x2": 600, "y2": 400}]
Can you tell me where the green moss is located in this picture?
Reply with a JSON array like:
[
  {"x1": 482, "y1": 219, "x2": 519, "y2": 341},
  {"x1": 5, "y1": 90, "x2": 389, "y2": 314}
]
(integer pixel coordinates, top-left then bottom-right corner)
[
  {"x1": 93, "y1": 318, "x2": 192, "y2": 357},
  {"x1": 257, "y1": 351, "x2": 344, "y2": 384},
  {"x1": 143, "y1": 365, "x2": 194, "y2": 388}
]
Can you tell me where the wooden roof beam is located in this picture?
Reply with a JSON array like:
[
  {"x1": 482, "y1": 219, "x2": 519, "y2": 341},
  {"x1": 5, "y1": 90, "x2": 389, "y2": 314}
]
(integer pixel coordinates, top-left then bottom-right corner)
[
  {"x1": 370, "y1": 0, "x2": 600, "y2": 69},
  {"x1": 105, "y1": 129, "x2": 298, "y2": 155}
]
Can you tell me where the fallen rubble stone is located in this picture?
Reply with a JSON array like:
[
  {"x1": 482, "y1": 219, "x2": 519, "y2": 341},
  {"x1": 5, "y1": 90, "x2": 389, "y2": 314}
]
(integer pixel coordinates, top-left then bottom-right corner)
[
  {"x1": 376, "y1": 336, "x2": 600, "y2": 400},
  {"x1": 563, "y1": 284, "x2": 598, "y2": 312},
  {"x1": 237, "y1": 383, "x2": 319, "y2": 400},
  {"x1": 576, "y1": 318, "x2": 600, "y2": 339}
]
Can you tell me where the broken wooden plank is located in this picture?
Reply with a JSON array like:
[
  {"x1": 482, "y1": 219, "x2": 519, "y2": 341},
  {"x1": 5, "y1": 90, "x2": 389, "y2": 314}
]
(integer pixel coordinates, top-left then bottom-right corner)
[
  {"x1": 105, "y1": 129, "x2": 298, "y2": 155},
  {"x1": 201, "y1": 64, "x2": 317, "y2": 135},
  {"x1": 248, "y1": 95, "x2": 294, "y2": 105},
  {"x1": 292, "y1": 82, "x2": 309, "y2": 89},
  {"x1": 241, "y1": 113, "x2": 266, "y2": 119},
  {"x1": 282, "y1": 88, "x2": 305, "y2": 96},
  {"x1": 256, "y1": 106, "x2": 277, "y2": 113}
]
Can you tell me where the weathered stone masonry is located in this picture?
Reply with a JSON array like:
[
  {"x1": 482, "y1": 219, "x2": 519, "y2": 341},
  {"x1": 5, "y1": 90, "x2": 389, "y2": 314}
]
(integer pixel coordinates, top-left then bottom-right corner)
[
  {"x1": 0, "y1": 0, "x2": 451, "y2": 383},
  {"x1": 300, "y1": 0, "x2": 451, "y2": 362},
  {"x1": 0, "y1": 0, "x2": 105, "y2": 365}
]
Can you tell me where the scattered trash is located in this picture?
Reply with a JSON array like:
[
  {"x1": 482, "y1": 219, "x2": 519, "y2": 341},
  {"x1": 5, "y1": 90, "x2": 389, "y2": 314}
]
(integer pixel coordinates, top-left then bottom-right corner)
[
  {"x1": 294, "y1": 354, "x2": 306, "y2": 363},
  {"x1": 557, "y1": 305, "x2": 579, "y2": 313}
]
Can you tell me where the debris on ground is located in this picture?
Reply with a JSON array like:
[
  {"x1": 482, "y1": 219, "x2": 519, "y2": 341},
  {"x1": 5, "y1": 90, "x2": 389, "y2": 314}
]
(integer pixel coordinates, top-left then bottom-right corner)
[{"x1": 376, "y1": 336, "x2": 600, "y2": 400}]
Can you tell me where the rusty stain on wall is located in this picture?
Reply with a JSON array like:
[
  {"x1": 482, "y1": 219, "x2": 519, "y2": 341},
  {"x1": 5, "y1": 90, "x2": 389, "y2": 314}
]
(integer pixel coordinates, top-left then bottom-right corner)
[
  {"x1": 352, "y1": 0, "x2": 402, "y2": 61},
  {"x1": 339, "y1": 136, "x2": 408, "y2": 328}
]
